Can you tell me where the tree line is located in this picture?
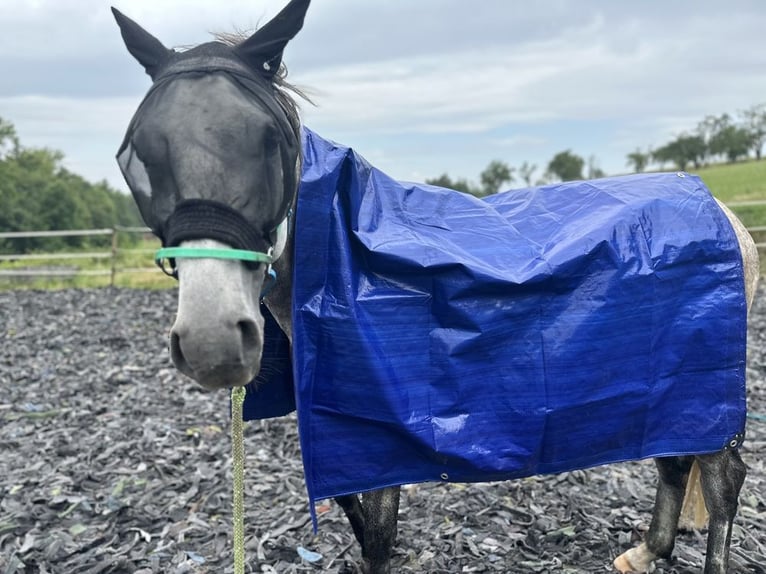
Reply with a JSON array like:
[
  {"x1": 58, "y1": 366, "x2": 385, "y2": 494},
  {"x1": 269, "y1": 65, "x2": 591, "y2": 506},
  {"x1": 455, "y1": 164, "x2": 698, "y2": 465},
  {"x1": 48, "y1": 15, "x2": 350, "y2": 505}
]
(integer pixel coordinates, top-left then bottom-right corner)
[
  {"x1": 429, "y1": 102, "x2": 766, "y2": 196},
  {"x1": 3, "y1": 99, "x2": 765, "y2": 250},
  {"x1": 628, "y1": 103, "x2": 766, "y2": 172},
  {"x1": 0, "y1": 117, "x2": 142, "y2": 254}
]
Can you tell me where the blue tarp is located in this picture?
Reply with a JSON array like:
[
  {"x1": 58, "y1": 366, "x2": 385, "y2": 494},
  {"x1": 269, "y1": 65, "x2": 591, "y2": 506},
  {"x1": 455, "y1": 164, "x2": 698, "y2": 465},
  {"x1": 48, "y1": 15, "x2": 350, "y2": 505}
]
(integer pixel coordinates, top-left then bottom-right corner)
[{"x1": 246, "y1": 128, "x2": 747, "y2": 513}]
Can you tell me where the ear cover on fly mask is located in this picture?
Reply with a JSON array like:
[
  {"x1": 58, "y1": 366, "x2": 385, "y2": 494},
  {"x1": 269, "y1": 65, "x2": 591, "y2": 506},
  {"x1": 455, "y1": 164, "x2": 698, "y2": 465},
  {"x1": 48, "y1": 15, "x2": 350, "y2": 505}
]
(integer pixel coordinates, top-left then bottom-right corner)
[
  {"x1": 111, "y1": 8, "x2": 172, "y2": 80},
  {"x1": 112, "y1": 0, "x2": 310, "y2": 81},
  {"x1": 235, "y1": 0, "x2": 310, "y2": 78}
]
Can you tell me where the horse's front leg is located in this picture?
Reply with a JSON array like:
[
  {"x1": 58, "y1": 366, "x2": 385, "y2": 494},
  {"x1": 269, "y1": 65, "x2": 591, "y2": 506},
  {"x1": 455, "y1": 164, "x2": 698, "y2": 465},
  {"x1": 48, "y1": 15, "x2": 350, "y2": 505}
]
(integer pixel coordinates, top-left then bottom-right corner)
[
  {"x1": 614, "y1": 456, "x2": 693, "y2": 573},
  {"x1": 359, "y1": 487, "x2": 400, "y2": 573},
  {"x1": 696, "y1": 449, "x2": 746, "y2": 574},
  {"x1": 335, "y1": 487, "x2": 401, "y2": 574}
]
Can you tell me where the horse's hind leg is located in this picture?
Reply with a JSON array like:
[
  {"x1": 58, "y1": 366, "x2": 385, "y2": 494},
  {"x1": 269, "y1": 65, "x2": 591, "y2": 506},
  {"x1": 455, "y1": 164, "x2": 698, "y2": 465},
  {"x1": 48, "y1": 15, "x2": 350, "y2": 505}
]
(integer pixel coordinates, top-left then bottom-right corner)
[
  {"x1": 335, "y1": 494, "x2": 367, "y2": 548},
  {"x1": 335, "y1": 487, "x2": 401, "y2": 574},
  {"x1": 614, "y1": 456, "x2": 694, "y2": 573},
  {"x1": 696, "y1": 448, "x2": 746, "y2": 574}
]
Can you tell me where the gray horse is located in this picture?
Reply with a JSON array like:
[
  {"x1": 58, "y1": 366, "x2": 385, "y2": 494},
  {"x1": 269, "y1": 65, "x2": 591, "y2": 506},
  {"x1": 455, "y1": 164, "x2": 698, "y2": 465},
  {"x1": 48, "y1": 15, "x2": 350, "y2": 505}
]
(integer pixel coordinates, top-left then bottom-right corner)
[{"x1": 113, "y1": 1, "x2": 759, "y2": 572}]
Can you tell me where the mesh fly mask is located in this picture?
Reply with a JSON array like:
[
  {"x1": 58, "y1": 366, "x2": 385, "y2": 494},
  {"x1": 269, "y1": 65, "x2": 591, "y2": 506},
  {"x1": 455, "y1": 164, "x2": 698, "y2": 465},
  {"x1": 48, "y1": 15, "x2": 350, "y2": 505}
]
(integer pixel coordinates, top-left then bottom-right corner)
[{"x1": 116, "y1": 43, "x2": 301, "y2": 277}]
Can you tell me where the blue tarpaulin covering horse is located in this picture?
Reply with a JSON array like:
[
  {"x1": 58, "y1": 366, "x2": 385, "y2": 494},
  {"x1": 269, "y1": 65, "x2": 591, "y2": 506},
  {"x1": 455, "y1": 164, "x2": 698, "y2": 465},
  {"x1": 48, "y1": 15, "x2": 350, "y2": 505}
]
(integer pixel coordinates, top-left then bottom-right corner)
[{"x1": 244, "y1": 128, "x2": 747, "y2": 509}]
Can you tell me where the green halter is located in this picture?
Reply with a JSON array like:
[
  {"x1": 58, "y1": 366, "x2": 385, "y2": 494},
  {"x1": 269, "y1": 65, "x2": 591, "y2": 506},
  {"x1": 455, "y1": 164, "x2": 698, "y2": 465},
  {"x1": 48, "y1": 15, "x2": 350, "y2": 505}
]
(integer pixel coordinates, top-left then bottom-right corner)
[
  {"x1": 154, "y1": 211, "x2": 289, "y2": 279},
  {"x1": 155, "y1": 246, "x2": 277, "y2": 296},
  {"x1": 155, "y1": 246, "x2": 273, "y2": 269}
]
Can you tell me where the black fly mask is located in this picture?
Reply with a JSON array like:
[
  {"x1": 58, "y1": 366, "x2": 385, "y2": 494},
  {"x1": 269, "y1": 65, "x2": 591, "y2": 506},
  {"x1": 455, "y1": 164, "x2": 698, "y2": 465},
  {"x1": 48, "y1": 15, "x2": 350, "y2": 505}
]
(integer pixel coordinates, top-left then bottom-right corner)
[{"x1": 114, "y1": 0, "x2": 309, "y2": 270}]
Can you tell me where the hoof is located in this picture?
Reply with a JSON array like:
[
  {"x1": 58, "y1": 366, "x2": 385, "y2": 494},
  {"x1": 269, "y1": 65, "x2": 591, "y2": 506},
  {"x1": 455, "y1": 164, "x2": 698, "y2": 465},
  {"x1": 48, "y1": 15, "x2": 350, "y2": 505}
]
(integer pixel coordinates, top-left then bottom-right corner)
[
  {"x1": 613, "y1": 552, "x2": 636, "y2": 573},
  {"x1": 614, "y1": 544, "x2": 654, "y2": 573}
]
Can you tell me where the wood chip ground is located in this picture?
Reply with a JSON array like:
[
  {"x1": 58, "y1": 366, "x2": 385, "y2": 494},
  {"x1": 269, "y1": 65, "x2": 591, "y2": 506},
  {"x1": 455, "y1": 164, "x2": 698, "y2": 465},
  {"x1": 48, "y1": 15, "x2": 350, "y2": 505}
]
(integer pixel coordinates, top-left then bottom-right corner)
[{"x1": 1, "y1": 287, "x2": 764, "y2": 573}]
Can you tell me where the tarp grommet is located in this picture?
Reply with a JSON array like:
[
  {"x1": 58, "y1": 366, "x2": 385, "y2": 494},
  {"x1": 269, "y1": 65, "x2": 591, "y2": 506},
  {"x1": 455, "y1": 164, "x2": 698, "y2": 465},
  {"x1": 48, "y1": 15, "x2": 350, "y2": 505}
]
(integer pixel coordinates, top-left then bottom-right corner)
[{"x1": 726, "y1": 433, "x2": 745, "y2": 450}]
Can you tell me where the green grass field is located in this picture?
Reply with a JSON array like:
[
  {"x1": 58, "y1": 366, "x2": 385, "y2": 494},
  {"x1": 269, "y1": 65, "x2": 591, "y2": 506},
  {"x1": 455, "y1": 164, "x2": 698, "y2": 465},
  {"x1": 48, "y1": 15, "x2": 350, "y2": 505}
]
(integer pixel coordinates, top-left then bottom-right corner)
[
  {"x1": 695, "y1": 161, "x2": 766, "y2": 251},
  {"x1": 694, "y1": 160, "x2": 766, "y2": 203},
  {"x1": 2, "y1": 159, "x2": 765, "y2": 290}
]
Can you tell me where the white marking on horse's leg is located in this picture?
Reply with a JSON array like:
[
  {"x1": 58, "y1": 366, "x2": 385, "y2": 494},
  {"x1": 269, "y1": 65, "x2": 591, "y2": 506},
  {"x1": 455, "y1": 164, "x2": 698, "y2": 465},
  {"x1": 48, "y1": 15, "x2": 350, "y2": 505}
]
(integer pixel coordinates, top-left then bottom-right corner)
[{"x1": 614, "y1": 543, "x2": 656, "y2": 573}]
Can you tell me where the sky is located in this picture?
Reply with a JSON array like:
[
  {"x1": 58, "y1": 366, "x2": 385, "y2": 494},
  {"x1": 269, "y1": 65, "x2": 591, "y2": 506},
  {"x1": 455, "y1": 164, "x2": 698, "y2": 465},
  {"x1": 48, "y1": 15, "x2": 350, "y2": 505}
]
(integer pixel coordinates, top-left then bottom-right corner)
[{"x1": 2, "y1": 0, "x2": 766, "y2": 192}]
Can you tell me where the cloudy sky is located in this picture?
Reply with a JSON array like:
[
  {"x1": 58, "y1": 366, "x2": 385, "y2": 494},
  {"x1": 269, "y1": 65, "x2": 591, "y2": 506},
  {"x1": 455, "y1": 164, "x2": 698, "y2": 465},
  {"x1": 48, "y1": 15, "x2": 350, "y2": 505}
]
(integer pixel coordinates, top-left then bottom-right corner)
[{"x1": 2, "y1": 0, "x2": 766, "y2": 192}]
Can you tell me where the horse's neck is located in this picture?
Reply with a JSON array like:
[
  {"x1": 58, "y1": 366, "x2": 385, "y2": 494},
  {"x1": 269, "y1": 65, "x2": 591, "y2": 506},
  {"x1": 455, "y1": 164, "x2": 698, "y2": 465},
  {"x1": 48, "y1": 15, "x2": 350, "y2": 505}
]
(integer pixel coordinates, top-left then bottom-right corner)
[
  {"x1": 263, "y1": 154, "x2": 302, "y2": 341},
  {"x1": 263, "y1": 227, "x2": 294, "y2": 342}
]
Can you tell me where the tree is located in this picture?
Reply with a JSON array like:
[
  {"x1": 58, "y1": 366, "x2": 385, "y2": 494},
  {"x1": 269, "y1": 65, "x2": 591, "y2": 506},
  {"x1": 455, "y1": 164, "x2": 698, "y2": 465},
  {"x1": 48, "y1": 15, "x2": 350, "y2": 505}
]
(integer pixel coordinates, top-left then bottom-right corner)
[
  {"x1": 626, "y1": 148, "x2": 650, "y2": 173},
  {"x1": 111, "y1": 188, "x2": 143, "y2": 227},
  {"x1": 479, "y1": 160, "x2": 514, "y2": 196},
  {"x1": 696, "y1": 113, "x2": 758, "y2": 164},
  {"x1": 425, "y1": 173, "x2": 478, "y2": 195},
  {"x1": 709, "y1": 125, "x2": 754, "y2": 163},
  {"x1": 0, "y1": 117, "x2": 19, "y2": 159},
  {"x1": 0, "y1": 115, "x2": 144, "y2": 254},
  {"x1": 697, "y1": 113, "x2": 752, "y2": 163},
  {"x1": 696, "y1": 114, "x2": 729, "y2": 164},
  {"x1": 652, "y1": 134, "x2": 706, "y2": 171},
  {"x1": 518, "y1": 161, "x2": 537, "y2": 187},
  {"x1": 546, "y1": 150, "x2": 584, "y2": 182},
  {"x1": 587, "y1": 155, "x2": 606, "y2": 180},
  {"x1": 741, "y1": 103, "x2": 766, "y2": 160}
]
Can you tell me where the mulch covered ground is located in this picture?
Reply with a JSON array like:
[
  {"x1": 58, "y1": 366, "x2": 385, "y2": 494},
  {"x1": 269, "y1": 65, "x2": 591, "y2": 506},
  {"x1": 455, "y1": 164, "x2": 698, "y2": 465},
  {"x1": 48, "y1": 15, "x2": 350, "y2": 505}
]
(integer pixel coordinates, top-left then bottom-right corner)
[{"x1": 1, "y1": 286, "x2": 764, "y2": 573}]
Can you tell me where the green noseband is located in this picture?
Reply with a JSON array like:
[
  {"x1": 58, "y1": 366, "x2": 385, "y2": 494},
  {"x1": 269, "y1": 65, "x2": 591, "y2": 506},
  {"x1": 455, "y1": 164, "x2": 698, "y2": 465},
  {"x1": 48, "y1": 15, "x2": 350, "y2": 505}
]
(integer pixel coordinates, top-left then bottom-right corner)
[
  {"x1": 155, "y1": 246, "x2": 278, "y2": 297},
  {"x1": 155, "y1": 246, "x2": 273, "y2": 268},
  {"x1": 153, "y1": 213, "x2": 290, "y2": 299}
]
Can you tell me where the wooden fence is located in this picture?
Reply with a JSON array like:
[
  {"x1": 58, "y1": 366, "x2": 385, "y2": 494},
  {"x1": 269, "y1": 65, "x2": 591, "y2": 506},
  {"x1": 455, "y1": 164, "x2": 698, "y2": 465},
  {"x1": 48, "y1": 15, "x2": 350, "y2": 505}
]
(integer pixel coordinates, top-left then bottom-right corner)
[
  {"x1": 0, "y1": 226, "x2": 157, "y2": 286},
  {"x1": 2, "y1": 200, "x2": 766, "y2": 285},
  {"x1": 727, "y1": 200, "x2": 766, "y2": 249}
]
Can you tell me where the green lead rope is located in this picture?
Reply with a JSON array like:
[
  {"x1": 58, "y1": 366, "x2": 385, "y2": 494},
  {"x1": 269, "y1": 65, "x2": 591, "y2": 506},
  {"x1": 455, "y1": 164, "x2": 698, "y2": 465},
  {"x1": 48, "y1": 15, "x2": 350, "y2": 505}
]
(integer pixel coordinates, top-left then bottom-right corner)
[{"x1": 231, "y1": 386, "x2": 247, "y2": 574}]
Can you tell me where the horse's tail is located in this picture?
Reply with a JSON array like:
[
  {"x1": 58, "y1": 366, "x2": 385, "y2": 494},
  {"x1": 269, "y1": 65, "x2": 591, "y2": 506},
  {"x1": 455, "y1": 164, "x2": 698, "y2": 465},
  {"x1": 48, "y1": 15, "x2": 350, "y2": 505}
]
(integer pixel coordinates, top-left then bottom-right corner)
[{"x1": 678, "y1": 460, "x2": 708, "y2": 529}]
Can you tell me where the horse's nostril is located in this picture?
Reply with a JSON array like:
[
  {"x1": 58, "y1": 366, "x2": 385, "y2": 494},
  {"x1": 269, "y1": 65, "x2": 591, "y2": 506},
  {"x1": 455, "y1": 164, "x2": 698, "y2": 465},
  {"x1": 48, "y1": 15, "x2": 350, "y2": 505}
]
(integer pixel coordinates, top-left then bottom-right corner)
[
  {"x1": 237, "y1": 319, "x2": 259, "y2": 350},
  {"x1": 169, "y1": 330, "x2": 186, "y2": 369}
]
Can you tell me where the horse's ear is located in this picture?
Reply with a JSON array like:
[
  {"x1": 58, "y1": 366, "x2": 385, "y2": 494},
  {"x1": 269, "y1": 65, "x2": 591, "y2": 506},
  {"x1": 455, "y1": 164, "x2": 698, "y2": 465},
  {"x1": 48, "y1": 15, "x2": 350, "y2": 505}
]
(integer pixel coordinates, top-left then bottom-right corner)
[
  {"x1": 235, "y1": 0, "x2": 310, "y2": 78},
  {"x1": 111, "y1": 7, "x2": 171, "y2": 80}
]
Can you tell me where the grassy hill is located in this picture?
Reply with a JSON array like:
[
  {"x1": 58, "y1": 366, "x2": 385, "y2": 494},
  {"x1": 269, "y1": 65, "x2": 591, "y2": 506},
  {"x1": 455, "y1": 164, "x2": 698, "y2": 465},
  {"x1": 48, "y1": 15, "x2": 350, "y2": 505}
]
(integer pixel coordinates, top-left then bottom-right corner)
[
  {"x1": 682, "y1": 160, "x2": 766, "y2": 270},
  {"x1": 694, "y1": 160, "x2": 766, "y2": 232},
  {"x1": 695, "y1": 159, "x2": 766, "y2": 203}
]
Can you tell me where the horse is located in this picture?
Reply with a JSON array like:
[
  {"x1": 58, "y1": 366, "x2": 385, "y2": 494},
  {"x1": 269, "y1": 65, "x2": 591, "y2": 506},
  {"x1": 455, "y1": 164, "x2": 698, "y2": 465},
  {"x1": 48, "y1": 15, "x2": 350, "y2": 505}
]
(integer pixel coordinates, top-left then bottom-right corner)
[{"x1": 112, "y1": 1, "x2": 759, "y2": 573}]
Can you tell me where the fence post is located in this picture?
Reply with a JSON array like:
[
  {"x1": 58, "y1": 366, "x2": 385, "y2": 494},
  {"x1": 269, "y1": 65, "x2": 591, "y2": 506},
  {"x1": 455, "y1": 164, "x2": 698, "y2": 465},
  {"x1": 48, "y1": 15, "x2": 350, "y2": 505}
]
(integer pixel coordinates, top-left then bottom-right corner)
[{"x1": 110, "y1": 228, "x2": 118, "y2": 287}]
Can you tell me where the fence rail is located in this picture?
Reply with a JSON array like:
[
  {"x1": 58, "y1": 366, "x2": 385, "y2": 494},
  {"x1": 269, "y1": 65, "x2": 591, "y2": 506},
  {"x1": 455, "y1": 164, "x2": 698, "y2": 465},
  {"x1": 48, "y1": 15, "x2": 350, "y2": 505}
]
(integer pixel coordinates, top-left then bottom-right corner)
[
  {"x1": 0, "y1": 226, "x2": 157, "y2": 286},
  {"x1": 0, "y1": 229, "x2": 113, "y2": 239},
  {"x1": 724, "y1": 200, "x2": 766, "y2": 249},
  {"x1": 3, "y1": 199, "x2": 766, "y2": 284}
]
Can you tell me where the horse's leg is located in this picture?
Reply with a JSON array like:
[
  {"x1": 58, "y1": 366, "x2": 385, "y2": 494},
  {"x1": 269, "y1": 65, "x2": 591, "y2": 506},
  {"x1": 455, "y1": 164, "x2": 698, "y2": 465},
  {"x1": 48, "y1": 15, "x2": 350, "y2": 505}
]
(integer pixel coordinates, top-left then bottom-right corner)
[
  {"x1": 335, "y1": 487, "x2": 401, "y2": 574},
  {"x1": 614, "y1": 456, "x2": 694, "y2": 573},
  {"x1": 696, "y1": 449, "x2": 746, "y2": 574},
  {"x1": 335, "y1": 494, "x2": 367, "y2": 548},
  {"x1": 359, "y1": 486, "x2": 401, "y2": 574}
]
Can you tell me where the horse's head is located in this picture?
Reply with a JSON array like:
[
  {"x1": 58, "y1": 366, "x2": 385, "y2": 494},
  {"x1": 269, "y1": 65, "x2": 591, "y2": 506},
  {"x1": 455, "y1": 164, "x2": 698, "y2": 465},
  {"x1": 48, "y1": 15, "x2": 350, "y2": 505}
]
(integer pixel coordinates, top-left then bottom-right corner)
[{"x1": 114, "y1": 0, "x2": 308, "y2": 389}]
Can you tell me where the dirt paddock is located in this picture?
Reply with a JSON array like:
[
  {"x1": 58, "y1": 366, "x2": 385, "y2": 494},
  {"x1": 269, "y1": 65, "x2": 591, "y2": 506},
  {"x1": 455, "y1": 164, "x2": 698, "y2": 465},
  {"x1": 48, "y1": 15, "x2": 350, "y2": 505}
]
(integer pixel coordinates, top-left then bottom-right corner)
[{"x1": 1, "y1": 287, "x2": 764, "y2": 573}]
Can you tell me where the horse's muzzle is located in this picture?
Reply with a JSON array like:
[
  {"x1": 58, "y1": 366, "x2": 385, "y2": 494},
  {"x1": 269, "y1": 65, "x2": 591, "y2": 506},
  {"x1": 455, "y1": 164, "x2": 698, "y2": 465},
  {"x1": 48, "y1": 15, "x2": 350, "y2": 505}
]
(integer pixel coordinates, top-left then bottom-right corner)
[{"x1": 169, "y1": 318, "x2": 262, "y2": 389}]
